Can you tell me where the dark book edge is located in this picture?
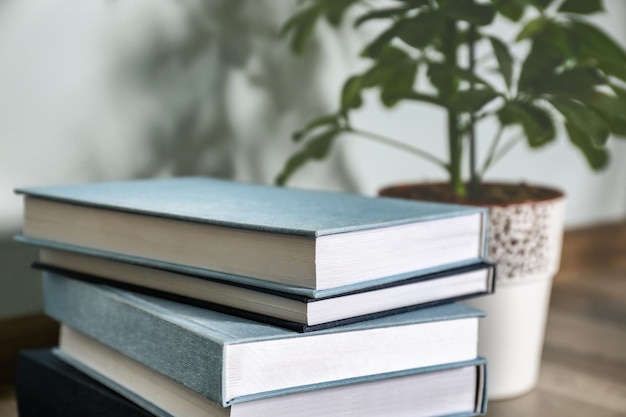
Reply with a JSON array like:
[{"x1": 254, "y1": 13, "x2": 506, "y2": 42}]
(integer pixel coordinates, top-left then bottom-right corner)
[
  {"x1": 319, "y1": 262, "x2": 495, "y2": 300},
  {"x1": 32, "y1": 253, "x2": 495, "y2": 301},
  {"x1": 35, "y1": 263, "x2": 494, "y2": 333},
  {"x1": 301, "y1": 291, "x2": 493, "y2": 332},
  {"x1": 16, "y1": 349, "x2": 157, "y2": 417},
  {"x1": 476, "y1": 360, "x2": 488, "y2": 415}
]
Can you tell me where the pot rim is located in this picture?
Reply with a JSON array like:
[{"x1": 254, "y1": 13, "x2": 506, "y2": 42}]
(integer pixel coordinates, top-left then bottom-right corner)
[{"x1": 378, "y1": 181, "x2": 565, "y2": 208}]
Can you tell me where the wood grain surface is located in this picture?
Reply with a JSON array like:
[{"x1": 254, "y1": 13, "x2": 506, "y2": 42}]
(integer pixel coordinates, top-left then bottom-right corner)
[{"x1": 487, "y1": 267, "x2": 626, "y2": 416}]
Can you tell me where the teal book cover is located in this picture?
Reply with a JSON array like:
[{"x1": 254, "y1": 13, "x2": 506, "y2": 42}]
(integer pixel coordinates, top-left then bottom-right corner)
[
  {"x1": 55, "y1": 337, "x2": 487, "y2": 417},
  {"x1": 43, "y1": 271, "x2": 485, "y2": 406},
  {"x1": 16, "y1": 177, "x2": 484, "y2": 236},
  {"x1": 17, "y1": 177, "x2": 488, "y2": 292},
  {"x1": 31, "y1": 254, "x2": 494, "y2": 332}
]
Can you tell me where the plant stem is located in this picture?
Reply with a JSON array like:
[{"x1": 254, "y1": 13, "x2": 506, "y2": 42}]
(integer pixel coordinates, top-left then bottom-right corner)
[
  {"x1": 468, "y1": 25, "x2": 478, "y2": 196},
  {"x1": 481, "y1": 125, "x2": 505, "y2": 175},
  {"x1": 484, "y1": 134, "x2": 524, "y2": 173},
  {"x1": 442, "y1": 19, "x2": 464, "y2": 196},
  {"x1": 348, "y1": 127, "x2": 449, "y2": 170}
]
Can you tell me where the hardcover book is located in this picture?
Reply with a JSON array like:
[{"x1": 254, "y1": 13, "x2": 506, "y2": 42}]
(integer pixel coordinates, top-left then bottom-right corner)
[
  {"x1": 16, "y1": 177, "x2": 488, "y2": 292},
  {"x1": 16, "y1": 349, "x2": 156, "y2": 417},
  {"x1": 57, "y1": 326, "x2": 488, "y2": 417},
  {"x1": 33, "y1": 246, "x2": 495, "y2": 331},
  {"x1": 43, "y1": 270, "x2": 484, "y2": 406}
]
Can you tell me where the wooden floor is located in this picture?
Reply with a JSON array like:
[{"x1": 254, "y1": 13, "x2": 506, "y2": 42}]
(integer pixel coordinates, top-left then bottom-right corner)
[
  {"x1": 487, "y1": 266, "x2": 626, "y2": 416},
  {"x1": 1, "y1": 226, "x2": 625, "y2": 416}
]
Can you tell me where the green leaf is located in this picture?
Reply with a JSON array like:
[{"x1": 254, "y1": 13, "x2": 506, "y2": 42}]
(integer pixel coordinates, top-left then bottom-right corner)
[
  {"x1": 389, "y1": 91, "x2": 445, "y2": 107},
  {"x1": 492, "y1": 0, "x2": 527, "y2": 21},
  {"x1": 378, "y1": 44, "x2": 412, "y2": 65},
  {"x1": 549, "y1": 97, "x2": 610, "y2": 147},
  {"x1": 381, "y1": 62, "x2": 418, "y2": 107},
  {"x1": 378, "y1": 90, "x2": 400, "y2": 108},
  {"x1": 400, "y1": 0, "x2": 432, "y2": 4},
  {"x1": 398, "y1": 11, "x2": 444, "y2": 49},
  {"x1": 428, "y1": 63, "x2": 495, "y2": 91},
  {"x1": 361, "y1": 46, "x2": 413, "y2": 89},
  {"x1": 558, "y1": 0, "x2": 604, "y2": 14},
  {"x1": 275, "y1": 129, "x2": 341, "y2": 185},
  {"x1": 362, "y1": 65, "x2": 394, "y2": 88},
  {"x1": 516, "y1": 16, "x2": 548, "y2": 41},
  {"x1": 323, "y1": 0, "x2": 359, "y2": 26},
  {"x1": 452, "y1": 89, "x2": 500, "y2": 113},
  {"x1": 498, "y1": 101, "x2": 556, "y2": 147},
  {"x1": 518, "y1": 40, "x2": 563, "y2": 91},
  {"x1": 426, "y1": 64, "x2": 454, "y2": 99},
  {"x1": 518, "y1": 17, "x2": 574, "y2": 59},
  {"x1": 565, "y1": 122, "x2": 609, "y2": 170},
  {"x1": 593, "y1": 60, "x2": 626, "y2": 81},
  {"x1": 540, "y1": 67, "x2": 604, "y2": 98},
  {"x1": 340, "y1": 75, "x2": 364, "y2": 112},
  {"x1": 489, "y1": 36, "x2": 514, "y2": 89},
  {"x1": 427, "y1": 62, "x2": 496, "y2": 104},
  {"x1": 529, "y1": 0, "x2": 556, "y2": 10},
  {"x1": 292, "y1": 114, "x2": 340, "y2": 141},
  {"x1": 361, "y1": 21, "x2": 406, "y2": 58},
  {"x1": 455, "y1": 68, "x2": 495, "y2": 89},
  {"x1": 442, "y1": 0, "x2": 496, "y2": 26},
  {"x1": 354, "y1": 6, "x2": 411, "y2": 28},
  {"x1": 611, "y1": 83, "x2": 626, "y2": 100},
  {"x1": 281, "y1": 6, "x2": 321, "y2": 54},
  {"x1": 588, "y1": 94, "x2": 626, "y2": 137},
  {"x1": 398, "y1": 0, "x2": 431, "y2": 4},
  {"x1": 568, "y1": 19, "x2": 626, "y2": 73}
]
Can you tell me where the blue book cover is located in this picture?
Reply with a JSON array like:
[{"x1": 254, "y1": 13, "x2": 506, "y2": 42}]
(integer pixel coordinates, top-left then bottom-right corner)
[
  {"x1": 28, "y1": 244, "x2": 495, "y2": 332},
  {"x1": 16, "y1": 177, "x2": 488, "y2": 292},
  {"x1": 55, "y1": 328, "x2": 488, "y2": 417},
  {"x1": 43, "y1": 270, "x2": 485, "y2": 407}
]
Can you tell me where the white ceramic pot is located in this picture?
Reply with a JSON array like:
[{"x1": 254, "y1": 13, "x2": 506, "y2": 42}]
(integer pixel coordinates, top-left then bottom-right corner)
[
  {"x1": 378, "y1": 183, "x2": 566, "y2": 400},
  {"x1": 464, "y1": 189, "x2": 566, "y2": 400}
]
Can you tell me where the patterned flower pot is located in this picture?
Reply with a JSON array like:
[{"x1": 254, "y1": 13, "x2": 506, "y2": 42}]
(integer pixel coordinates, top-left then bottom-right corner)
[{"x1": 379, "y1": 183, "x2": 566, "y2": 400}]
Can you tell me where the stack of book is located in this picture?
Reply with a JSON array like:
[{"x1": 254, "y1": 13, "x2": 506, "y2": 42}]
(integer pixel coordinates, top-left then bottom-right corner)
[{"x1": 14, "y1": 177, "x2": 494, "y2": 417}]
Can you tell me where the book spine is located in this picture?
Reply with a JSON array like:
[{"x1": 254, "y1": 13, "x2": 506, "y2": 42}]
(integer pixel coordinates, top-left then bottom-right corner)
[{"x1": 42, "y1": 272, "x2": 226, "y2": 405}]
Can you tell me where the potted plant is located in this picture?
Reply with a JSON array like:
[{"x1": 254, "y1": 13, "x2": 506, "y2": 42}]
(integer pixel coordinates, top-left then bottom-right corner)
[{"x1": 276, "y1": 0, "x2": 626, "y2": 400}]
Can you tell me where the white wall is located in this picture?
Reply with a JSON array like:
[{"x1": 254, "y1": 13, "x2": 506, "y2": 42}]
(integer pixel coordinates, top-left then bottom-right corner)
[
  {"x1": 0, "y1": 0, "x2": 361, "y2": 318},
  {"x1": 0, "y1": 0, "x2": 365, "y2": 236},
  {"x1": 1, "y1": 0, "x2": 624, "y2": 318}
]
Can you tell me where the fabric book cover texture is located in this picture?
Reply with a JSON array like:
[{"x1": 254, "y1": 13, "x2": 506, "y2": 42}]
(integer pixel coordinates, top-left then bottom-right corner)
[
  {"x1": 43, "y1": 271, "x2": 484, "y2": 406},
  {"x1": 16, "y1": 176, "x2": 488, "y2": 293},
  {"x1": 16, "y1": 349, "x2": 156, "y2": 417},
  {"x1": 56, "y1": 326, "x2": 488, "y2": 417}
]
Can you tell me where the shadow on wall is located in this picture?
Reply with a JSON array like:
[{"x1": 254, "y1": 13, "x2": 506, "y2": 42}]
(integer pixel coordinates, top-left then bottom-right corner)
[
  {"x1": 123, "y1": 0, "x2": 362, "y2": 187},
  {"x1": 0, "y1": 0, "x2": 364, "y2": 318}
]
